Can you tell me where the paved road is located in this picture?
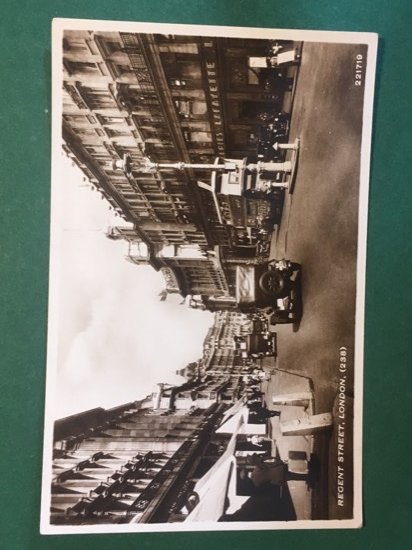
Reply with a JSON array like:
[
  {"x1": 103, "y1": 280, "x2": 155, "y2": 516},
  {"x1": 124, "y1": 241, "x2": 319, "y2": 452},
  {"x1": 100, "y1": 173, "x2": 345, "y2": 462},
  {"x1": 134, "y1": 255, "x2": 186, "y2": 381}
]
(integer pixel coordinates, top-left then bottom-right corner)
[{"x1": 266, "y1": 41, "x2": 368, "y2": 518}]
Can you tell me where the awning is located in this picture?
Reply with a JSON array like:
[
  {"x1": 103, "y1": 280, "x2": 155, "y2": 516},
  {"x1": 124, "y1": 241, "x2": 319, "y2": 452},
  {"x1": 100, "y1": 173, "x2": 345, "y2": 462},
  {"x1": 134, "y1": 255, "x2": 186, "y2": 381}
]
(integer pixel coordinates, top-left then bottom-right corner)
[
  {"x1": 197, "y1": 160, "x2": 224, "y2": 224},
  {"x1": 216, "y1": 406, "x2": 249, "y2": 435},
  {"x1": 276, "y1": 50, "x2": 297, "y2": 64},
  {"x1": 218, "y1": 396, "x2": 248, "y2": 427},
  {"x1": 184, "y1": 414, "x2": 244, "y2": 522},
  {"x1": 184, "y1": 456, "x2": 236, "y2": 522}
]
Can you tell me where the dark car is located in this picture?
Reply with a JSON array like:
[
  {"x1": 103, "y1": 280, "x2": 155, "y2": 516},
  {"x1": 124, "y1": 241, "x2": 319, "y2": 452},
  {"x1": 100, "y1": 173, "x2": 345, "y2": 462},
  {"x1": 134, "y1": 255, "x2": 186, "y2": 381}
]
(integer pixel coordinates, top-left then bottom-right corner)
[
  {"x1": 249, "y1": 317, "x2": 269, "y2": 334},
  {"x1": 235, "y1": 332, "x2": 277, "y2": 359},
  {"x1": 236, "y1": 259, "x2": 301, "y2": 324}
]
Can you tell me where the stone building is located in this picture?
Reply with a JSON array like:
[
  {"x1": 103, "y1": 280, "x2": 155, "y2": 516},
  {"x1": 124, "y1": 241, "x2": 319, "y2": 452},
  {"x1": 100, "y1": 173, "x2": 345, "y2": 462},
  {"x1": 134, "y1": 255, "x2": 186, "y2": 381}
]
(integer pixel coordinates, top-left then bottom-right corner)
[
  {"x1": 49, "y1": 308, "x2": 263, "y2": 526},
  {"x1": 61, "y1": 30, "x2": 299, "y2": 303},
  {"x1": 49, "y1": 359, "x2": 250, "y2": 526},
  {"x1": 201, "y1": 311, "x2": 258, "y2": 381},
  {"x1": 50, "y1": 400, "x2": 229, "y2": 524}
]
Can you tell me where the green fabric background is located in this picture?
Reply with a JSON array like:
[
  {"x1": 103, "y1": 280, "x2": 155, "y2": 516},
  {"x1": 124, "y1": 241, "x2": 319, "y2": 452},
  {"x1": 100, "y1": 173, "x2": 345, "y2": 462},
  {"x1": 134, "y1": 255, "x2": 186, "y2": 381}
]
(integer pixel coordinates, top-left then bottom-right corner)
[{"x1": 1, "y1": 0, "x2": 411, "y2": 548}]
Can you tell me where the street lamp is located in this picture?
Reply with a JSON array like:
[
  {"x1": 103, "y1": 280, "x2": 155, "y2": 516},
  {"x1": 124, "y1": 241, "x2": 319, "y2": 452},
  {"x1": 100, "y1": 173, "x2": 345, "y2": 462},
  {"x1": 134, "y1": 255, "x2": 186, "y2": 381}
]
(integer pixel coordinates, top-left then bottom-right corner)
[
  {"x1": 115, "y1": 155, "x2": 293, "y2": 176},
  {"x1": 113, "y1": 140, "x2": 300, "y2": 192}
]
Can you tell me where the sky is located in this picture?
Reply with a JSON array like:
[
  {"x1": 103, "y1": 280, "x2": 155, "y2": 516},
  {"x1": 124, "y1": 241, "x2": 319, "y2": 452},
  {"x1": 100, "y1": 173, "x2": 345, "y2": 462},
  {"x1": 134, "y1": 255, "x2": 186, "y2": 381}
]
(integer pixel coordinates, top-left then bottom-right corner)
[{"x1": 50, "y1": 153, "x2": 213, "y2": 419}]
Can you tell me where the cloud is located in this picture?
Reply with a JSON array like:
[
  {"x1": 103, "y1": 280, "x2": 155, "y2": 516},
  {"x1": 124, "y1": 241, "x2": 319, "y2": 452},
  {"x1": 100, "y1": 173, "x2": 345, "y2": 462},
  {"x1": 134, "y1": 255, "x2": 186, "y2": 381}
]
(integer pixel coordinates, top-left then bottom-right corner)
[{"x1": 52, "y1": 158, "x2": 212, "y2": 418}]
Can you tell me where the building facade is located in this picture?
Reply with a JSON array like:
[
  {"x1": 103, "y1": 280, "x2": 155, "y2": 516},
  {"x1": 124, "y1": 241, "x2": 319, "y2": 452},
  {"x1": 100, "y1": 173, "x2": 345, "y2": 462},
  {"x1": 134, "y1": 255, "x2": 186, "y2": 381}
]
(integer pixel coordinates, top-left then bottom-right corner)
[
  {"x1": 50, "y1": 308, "x2": 264, "y2": 525},
  {"x1": 50, "y1": 341, "x2": 255, "y2": 528},
  {"x1": 62, "y1": 30, "x2": 299, "y2": 304},
  {"x1": 51, "y1": 398, "x2": 236, "y2": 524}
]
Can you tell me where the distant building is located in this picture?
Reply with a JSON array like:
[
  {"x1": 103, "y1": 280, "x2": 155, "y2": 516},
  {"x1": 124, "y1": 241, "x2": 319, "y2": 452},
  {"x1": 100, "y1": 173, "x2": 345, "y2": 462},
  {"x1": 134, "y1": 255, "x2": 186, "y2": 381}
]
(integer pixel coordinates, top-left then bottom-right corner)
[
  {"x1": 203, "y1": 311, "x2": 247, "y2": 352},
  {"x1": 201, "y1": 311, "x2": 258, "y2": 379}
]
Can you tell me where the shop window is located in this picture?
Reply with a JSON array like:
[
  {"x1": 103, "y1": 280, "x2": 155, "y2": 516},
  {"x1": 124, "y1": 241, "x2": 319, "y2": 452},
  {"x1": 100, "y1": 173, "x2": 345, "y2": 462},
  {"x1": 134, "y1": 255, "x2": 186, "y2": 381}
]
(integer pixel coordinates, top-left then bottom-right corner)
[
  {"x1": 231, "y1": 129, "x2": 250, "y2": 146},
  {"x1": 229, "y1": 62, "x2": 248, "y2": 86},
  {"x1": 182, "y1": 121, "x2": 211, "y2": 134},
  {"x1": 247, "y1": 68, "x2": 260, "y2": 86},
  {"x1": 189, "y1": 147, "x2": 214, "y2": 155},
  {"x1": 190, "y1": 153, "x2": 215, "y2": 163},
  {"x1": 184, "y1": 131, "x2": 212, "y2": 143},
  {"x1": 174, "y1": 99, "x2": 191, "y2": 118},
  {"x1": 159, "y1": 43, "x2": 198, "y2": 54},
  {"x1": 238, "y1": 100, "x2": 277, "y2": 121},
  {"x1": 180, "y1": 62, "x2": 202, "y2": 80},
  {"x1": 192, "y1": 101, "x2": 207, "y2": 115}
]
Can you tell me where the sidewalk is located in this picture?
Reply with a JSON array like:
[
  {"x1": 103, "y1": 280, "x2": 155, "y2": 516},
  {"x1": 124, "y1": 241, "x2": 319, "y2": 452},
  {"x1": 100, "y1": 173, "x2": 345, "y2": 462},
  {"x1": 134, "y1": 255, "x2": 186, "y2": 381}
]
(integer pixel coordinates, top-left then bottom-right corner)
[{"x1": 261, "y1": 368, "x2": 314, "y2": 519}]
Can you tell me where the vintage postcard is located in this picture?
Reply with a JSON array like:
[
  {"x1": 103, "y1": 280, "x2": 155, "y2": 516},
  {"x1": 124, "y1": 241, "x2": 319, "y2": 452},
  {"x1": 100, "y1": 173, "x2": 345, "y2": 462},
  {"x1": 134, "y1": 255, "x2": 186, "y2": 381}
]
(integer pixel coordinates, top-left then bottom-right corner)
[{"x1": 41, "y1": 18, "x2": 377, "y2": 533}]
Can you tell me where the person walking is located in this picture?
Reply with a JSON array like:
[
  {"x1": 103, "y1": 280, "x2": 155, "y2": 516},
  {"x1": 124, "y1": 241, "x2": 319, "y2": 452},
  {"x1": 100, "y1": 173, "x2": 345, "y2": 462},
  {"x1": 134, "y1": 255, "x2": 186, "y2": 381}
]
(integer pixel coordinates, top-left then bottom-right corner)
[{"x1": 247, "y1": 402, "x2": 280, "y2": 423}]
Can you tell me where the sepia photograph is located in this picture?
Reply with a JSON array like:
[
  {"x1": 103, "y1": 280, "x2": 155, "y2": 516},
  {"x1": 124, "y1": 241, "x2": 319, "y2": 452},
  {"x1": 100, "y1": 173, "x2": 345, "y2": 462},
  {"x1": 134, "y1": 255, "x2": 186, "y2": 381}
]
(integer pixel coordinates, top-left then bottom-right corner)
[{"x1": 41, "y1": 19, "x2": 377, "y2": 533}]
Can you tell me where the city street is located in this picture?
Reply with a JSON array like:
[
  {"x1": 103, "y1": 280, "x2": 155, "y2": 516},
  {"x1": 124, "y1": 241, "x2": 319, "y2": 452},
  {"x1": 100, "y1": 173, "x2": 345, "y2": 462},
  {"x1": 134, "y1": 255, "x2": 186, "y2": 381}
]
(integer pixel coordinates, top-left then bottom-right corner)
[{"x1": 265, "y1": 42, "x2": 368, "y2": 518}]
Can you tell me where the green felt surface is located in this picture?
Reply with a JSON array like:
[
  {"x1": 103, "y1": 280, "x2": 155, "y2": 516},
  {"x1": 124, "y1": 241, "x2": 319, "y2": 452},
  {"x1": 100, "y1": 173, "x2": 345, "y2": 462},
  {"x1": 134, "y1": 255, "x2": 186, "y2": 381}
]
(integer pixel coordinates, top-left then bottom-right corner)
[{"x1": 1, "y1": 0, "x2": 411, "y2": 548}]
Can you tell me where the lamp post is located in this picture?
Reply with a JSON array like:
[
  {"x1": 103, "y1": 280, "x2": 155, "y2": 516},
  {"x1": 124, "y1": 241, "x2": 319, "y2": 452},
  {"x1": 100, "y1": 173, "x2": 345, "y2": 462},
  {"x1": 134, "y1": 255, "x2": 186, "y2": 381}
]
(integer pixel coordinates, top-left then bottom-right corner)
[
  {"x1": 113, "y1": 155, "x2": 292, "y2": 175},
  {"x1": 113, "y1": 140, "x2": 299, "y2": 192}
]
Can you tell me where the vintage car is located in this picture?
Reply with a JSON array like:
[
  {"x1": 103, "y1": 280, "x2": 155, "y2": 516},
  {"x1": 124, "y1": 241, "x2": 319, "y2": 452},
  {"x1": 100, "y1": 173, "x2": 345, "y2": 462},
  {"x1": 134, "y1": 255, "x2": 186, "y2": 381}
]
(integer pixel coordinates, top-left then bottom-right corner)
[
  {"x1": 236, "y1": 259, "x2": 301, "y2": 323},
  {"x1": 234, "y1": 331, "x2": 277, "y2": 359}
]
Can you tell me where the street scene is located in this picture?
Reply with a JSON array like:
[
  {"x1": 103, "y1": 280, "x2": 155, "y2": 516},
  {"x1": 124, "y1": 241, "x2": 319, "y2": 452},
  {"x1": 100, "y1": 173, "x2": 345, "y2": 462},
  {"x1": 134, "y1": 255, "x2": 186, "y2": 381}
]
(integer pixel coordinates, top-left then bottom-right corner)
[{"x1": 42, "y1": 22, "x2": 376, "y2": 533}]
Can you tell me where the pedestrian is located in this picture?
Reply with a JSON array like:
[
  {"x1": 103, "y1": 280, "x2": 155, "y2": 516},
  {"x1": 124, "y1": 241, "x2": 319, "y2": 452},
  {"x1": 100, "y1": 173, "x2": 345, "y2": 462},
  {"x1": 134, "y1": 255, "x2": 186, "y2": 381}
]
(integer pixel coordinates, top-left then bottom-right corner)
[
  {"x1": 250, "y1": 458, "x2": 286, "y2": 487},
  {"x1": 247, "y1": 403, "x2": 280, "y2": 423},
  {"x1": 251, "y1": 456, "x2": 309, "y2": 485},
  {"x1": 246, "y1": 390, "x2": 263, "y2": 401}
]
